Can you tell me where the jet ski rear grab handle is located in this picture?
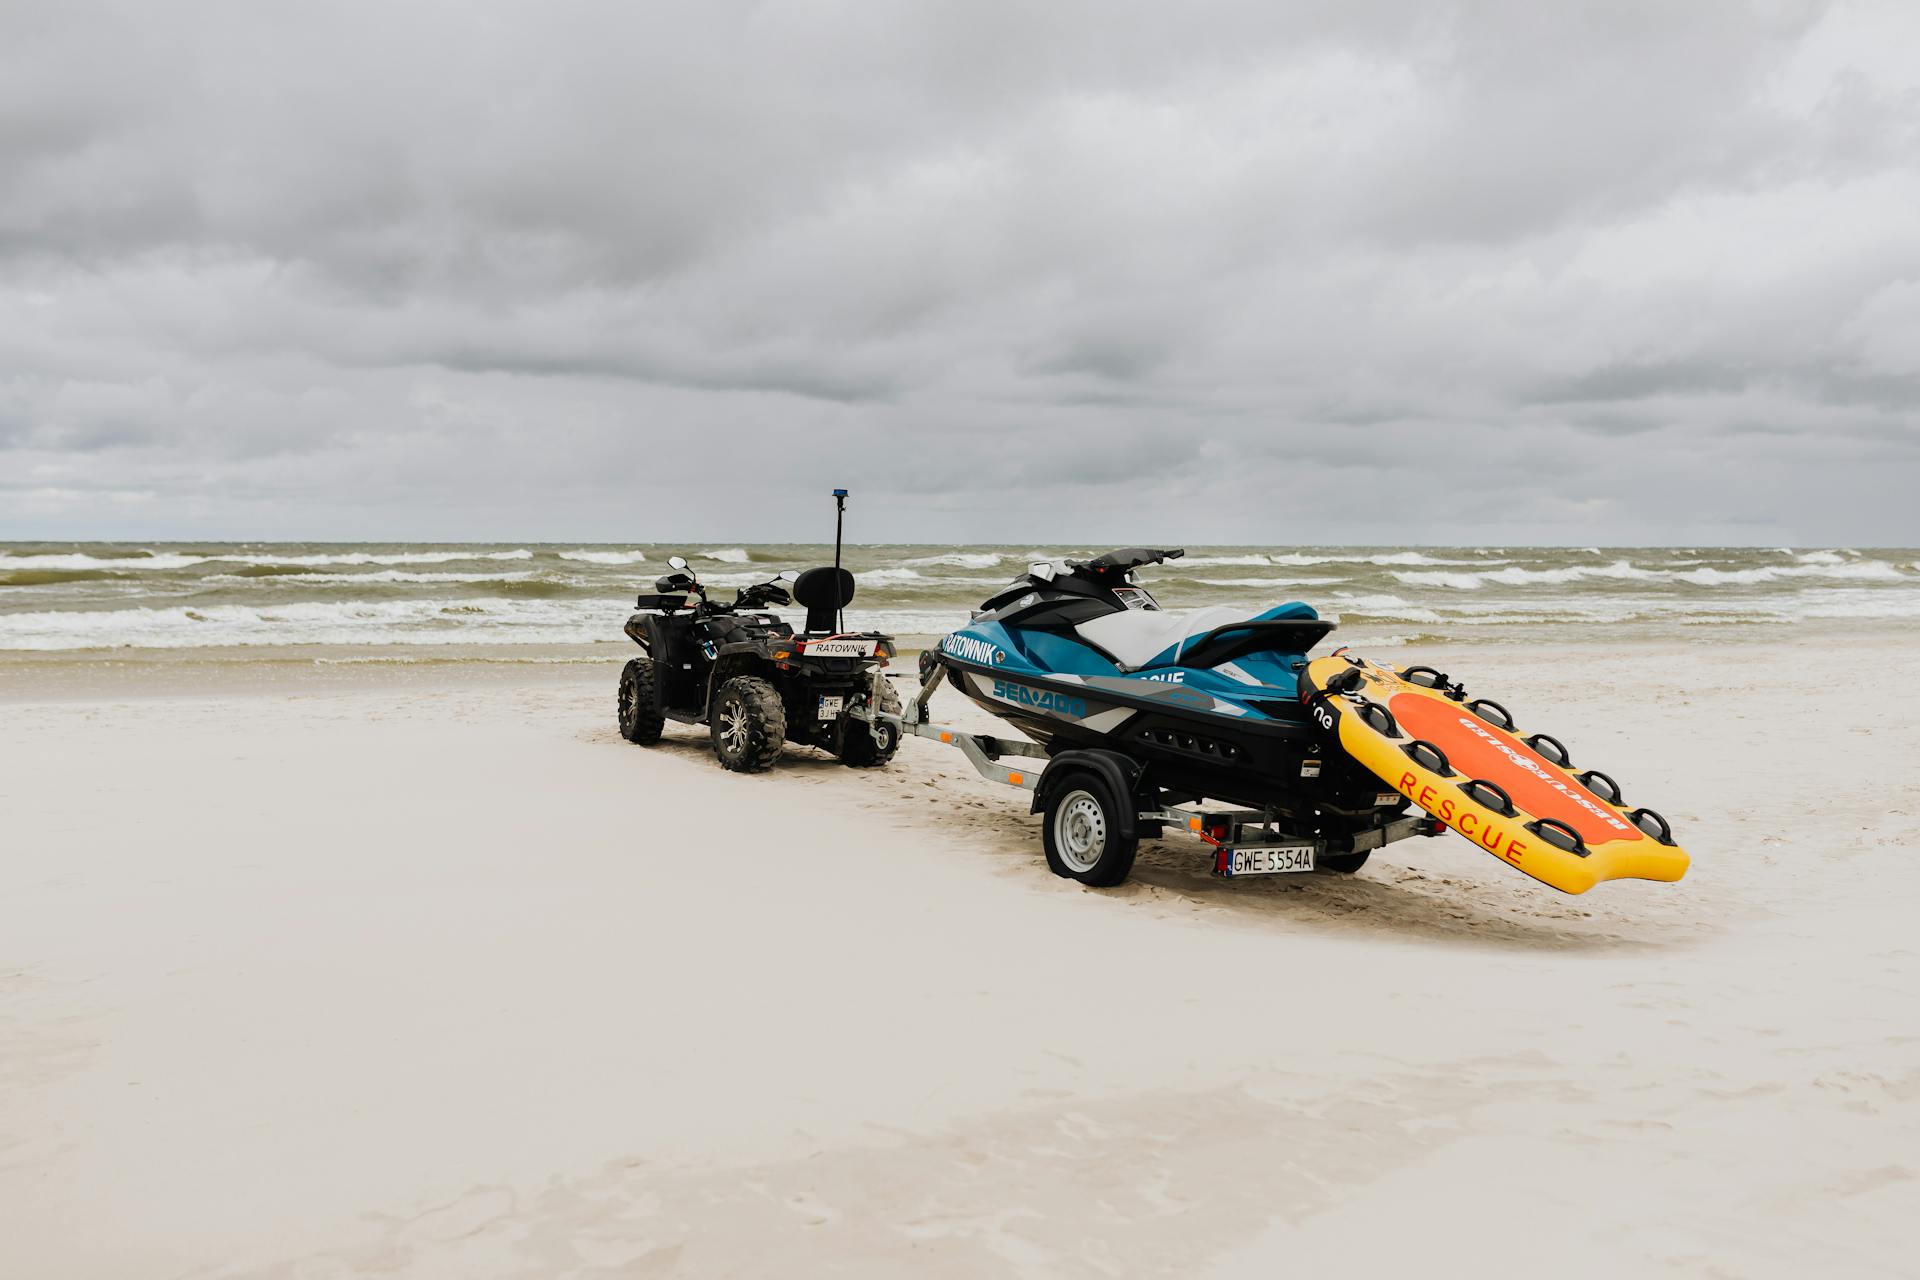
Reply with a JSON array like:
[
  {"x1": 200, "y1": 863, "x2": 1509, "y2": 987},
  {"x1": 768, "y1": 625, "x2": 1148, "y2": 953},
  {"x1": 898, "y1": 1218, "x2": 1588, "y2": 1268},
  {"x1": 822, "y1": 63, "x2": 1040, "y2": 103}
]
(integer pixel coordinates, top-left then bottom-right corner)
[{"x1": 846, "y1": 663, "x2": 1438, "y2": 865}]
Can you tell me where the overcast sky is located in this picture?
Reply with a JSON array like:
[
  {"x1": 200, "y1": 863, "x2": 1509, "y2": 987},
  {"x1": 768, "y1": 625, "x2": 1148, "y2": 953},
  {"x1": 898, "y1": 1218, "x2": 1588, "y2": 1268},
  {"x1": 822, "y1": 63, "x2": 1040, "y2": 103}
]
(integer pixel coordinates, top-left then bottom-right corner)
[{"x1": 3, "y1": 1, "x2": 1917, "y2": 545}]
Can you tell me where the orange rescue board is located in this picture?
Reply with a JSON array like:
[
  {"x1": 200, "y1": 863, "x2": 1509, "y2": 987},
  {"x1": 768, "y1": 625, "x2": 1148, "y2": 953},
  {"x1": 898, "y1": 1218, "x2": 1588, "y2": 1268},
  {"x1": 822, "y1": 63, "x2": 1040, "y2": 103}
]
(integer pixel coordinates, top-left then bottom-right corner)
[{"x1": 1302, "y1": 655, "x2": 1690, "y2": 895}]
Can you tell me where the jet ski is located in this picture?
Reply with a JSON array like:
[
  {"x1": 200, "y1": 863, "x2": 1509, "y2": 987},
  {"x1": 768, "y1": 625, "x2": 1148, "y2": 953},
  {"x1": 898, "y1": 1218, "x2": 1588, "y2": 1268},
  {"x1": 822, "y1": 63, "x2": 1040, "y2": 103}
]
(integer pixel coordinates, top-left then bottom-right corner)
[{"x1": 921, "y1": 548, "x2": 1689, "y2": 893}]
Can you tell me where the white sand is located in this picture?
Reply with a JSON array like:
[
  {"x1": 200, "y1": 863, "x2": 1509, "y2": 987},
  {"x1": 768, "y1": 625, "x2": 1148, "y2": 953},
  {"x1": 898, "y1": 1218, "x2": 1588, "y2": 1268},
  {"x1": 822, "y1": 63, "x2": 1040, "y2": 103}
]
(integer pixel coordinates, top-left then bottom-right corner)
[{"x1": 3, "y1": 638, "x2": 1917, "y2": 1277}]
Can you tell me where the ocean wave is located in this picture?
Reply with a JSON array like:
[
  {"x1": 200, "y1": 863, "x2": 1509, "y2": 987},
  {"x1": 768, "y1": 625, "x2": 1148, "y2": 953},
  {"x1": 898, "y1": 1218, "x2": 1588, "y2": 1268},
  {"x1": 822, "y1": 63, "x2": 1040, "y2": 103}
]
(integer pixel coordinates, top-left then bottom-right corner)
[
  {"x1": 901, "y1": 552, "x2": 1004, "y2": 569},
  {"x1": 208, "y1": 549, "x2": 536, "y2": 567},
  {"x1": 1324, "y1": 604, "x2": 1445, "y2": 625},
  {"x1": 1391, "y1": 559, "x2": 1912, "y2": 590},
  {"x1": 1677, "y1": 562, "x2": 1908, "y2": 586},
  {"x1": 557, "y1": 549, "x2": 649, "y2": 565},
  {"x1": 203, "y1": 569, "x2": 575, "y2": 593},
  {"x1": 1395, "y1": 560, "x2": 1664, "y2": 589},
  {"x1": 1268, "y1": 551, "x2": 1508, "y2": 568},
  {"x1": 0, "y1": 596, "x2": 606, "y2": 649},
  {"x1": 0, "y1": 551, "x2": 208, "y2": 571},
  {"x1": 699, "y1": 547, "x2": 752, "y2": 563},
  {"x1": 1, "y1": 567, "x2": 139, "y2": 587},
  {"x1": 1327, "y1": 593, "x2": 1430, "y2": 613},
  {"x1": 1193, "y1": 576, "x2": 1351, "y2": 588},
  {"x1": 851, "y1": 568, "x2": 929, "y2": 588},
  {"x1": 1178, "y1": 554, "x2": 1274, "y2": 567}
]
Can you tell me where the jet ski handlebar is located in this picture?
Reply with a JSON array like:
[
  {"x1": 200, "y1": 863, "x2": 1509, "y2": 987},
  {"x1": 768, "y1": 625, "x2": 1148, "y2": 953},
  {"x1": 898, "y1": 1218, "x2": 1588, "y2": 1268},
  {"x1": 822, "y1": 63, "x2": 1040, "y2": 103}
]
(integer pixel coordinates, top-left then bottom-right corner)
[{"x1": 1066, "y1": 547, "x2": 1186, "y2": 577}]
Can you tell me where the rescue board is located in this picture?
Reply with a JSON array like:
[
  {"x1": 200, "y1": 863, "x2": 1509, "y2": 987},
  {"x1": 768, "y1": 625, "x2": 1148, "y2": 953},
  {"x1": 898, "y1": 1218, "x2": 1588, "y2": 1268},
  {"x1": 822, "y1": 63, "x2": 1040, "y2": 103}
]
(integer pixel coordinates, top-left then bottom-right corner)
[{"x1": 1302, "y1": 654, "x2": 1689, "y2": 894}]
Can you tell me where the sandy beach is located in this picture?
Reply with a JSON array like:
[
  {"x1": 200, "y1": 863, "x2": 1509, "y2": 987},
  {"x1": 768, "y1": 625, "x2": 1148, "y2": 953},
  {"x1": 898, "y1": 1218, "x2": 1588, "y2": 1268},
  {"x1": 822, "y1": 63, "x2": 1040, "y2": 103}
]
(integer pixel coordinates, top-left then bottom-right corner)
[{"x1": 3, "y1": 634, "x2": 1917, "y2": 1277}]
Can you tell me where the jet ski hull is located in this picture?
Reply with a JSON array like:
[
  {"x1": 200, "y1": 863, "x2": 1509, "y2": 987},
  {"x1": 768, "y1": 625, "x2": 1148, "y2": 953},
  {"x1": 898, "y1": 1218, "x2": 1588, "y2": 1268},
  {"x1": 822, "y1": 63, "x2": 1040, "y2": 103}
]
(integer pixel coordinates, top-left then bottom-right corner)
[{"x1": 936, "y1": 653, "x2": 1395, "y2": 817}]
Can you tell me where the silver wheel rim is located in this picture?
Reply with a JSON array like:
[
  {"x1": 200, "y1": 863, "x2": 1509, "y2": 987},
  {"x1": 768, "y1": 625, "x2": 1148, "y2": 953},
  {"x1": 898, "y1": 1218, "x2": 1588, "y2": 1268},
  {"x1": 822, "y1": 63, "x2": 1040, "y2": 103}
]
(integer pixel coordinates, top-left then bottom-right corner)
[
  {"x1": 619, "y1": 676, "x2": 635, "y2": 723},
  {"x1": 1053, "y1": 791, "x2": 1106, "y2": 873},
  {"x1": 720, "y1": 700, "x2": 749, "y2": 752}
]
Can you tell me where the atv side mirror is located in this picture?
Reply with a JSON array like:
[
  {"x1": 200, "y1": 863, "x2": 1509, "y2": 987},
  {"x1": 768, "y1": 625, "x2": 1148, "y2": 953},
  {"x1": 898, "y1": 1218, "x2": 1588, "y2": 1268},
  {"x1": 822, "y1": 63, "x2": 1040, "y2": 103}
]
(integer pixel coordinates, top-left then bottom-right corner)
[{"x1": 667, "y1": 555, "x2": 689, "y2": 571}]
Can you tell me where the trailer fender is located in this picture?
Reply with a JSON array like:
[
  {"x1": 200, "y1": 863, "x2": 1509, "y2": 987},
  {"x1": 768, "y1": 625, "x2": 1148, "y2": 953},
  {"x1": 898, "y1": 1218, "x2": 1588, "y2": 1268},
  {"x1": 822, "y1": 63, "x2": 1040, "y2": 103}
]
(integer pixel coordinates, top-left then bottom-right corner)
[{"x1": 1032, "y1": 749, "x2": 1149, "y2": 841}]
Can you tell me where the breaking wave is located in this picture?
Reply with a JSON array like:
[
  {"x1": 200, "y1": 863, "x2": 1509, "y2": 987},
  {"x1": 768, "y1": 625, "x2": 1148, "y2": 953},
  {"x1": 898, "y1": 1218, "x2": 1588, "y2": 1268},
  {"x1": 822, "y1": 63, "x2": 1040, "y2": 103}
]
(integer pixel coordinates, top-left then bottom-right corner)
[
  {"x1": 6, "y1": 542, "x2": 1918, "y2": 649},
  {"x1": 1, "y1": 568, "x2": 137, "y2": 587},
  {"x1": 0, "y1": 551, "x2": 207, "y2": 571},
  {"x1": 558, "y1": 549, "x2": 649, "y2": 565},
  {"x1": 1395, "y1": 559, "x2": 1910, "y2": 590},
  {"x1": 902, "y1": 552, "x2": 1005, "y2": 569}
]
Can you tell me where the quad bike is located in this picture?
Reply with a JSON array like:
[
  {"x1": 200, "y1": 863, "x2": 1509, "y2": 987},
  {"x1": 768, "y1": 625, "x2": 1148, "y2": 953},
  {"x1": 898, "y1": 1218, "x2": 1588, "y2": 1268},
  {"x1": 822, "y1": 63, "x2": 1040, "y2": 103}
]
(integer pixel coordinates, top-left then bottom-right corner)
[{"x1": 616, "y1": 554, "x2": 901, "y2": 771}]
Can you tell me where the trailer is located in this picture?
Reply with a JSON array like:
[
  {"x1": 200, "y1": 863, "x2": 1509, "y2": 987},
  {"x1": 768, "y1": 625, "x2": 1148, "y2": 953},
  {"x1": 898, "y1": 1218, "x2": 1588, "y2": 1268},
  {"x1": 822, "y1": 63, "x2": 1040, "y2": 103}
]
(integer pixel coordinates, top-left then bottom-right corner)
[{"x1": 852, "y1": 664, "x2": 1439, "y2": 887}]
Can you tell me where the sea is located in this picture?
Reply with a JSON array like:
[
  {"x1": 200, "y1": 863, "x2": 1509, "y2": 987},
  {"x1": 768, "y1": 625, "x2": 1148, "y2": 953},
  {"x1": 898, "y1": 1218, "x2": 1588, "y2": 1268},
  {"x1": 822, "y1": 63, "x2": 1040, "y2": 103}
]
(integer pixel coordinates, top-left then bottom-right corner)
[{"x1": 2, "y1": 542, "x2": 1916, "y2": 654}]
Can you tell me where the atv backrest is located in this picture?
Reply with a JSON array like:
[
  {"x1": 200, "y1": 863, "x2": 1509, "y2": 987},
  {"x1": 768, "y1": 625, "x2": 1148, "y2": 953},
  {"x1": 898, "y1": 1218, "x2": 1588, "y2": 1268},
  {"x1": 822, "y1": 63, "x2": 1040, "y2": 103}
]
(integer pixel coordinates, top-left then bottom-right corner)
[{"x1": 794, "y1": 567, "x2": 856, "y2": 634}]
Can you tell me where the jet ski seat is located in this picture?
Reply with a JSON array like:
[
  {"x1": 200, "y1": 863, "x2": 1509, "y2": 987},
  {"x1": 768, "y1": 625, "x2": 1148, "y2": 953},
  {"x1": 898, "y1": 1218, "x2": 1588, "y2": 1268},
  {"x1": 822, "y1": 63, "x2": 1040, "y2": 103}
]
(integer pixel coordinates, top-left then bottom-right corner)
[{"x1": 1074, "y1": 605, "x2": 1269, "y2": 671}]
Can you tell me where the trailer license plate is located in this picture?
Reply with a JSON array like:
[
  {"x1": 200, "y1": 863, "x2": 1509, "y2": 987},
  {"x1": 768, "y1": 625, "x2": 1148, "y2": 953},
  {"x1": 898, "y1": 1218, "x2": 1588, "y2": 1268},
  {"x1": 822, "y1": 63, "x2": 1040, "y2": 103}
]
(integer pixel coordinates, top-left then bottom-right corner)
[
  {"x1": 1226, "y1": 845, "x2": 1317, "y2": 876},
  {"x1": 817, "y1": 695, "x2": 844, "y2": 720}
]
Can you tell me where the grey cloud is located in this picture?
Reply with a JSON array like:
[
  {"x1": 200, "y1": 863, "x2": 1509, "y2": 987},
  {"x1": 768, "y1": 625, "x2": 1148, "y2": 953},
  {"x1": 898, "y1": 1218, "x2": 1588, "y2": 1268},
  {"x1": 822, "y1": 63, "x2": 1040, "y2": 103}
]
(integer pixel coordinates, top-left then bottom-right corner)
[{"x1": 2, "y1": 0, "x2": 1918, "y2": 543}]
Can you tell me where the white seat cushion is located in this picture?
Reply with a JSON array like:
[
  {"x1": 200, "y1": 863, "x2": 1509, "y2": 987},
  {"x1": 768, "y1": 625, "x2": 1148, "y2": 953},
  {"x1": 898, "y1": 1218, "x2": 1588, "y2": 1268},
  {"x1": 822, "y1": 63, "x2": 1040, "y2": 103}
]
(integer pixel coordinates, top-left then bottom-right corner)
[{"x1": 1073, "y1": 605, "x2": 1264, "y2": 670}]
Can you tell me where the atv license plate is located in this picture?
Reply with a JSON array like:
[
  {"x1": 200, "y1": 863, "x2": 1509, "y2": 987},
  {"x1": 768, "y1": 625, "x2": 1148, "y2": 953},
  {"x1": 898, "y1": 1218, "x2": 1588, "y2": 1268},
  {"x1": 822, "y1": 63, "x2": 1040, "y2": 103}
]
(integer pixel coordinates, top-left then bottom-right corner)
[
  {"x1": 1223, "y1": 845, "x2": 1317, "y2": 876},
  {"x1": 817, "y1": 695, "x2": 845, "y2": 720}
]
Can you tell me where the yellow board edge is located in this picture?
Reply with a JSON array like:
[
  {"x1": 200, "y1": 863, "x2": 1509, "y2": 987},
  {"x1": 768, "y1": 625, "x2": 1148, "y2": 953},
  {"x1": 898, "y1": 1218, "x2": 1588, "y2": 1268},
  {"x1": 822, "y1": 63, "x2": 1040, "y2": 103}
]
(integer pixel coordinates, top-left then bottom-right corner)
[{"x1": 1305, "y1": 656, "x2": 1691, "y2": 895}]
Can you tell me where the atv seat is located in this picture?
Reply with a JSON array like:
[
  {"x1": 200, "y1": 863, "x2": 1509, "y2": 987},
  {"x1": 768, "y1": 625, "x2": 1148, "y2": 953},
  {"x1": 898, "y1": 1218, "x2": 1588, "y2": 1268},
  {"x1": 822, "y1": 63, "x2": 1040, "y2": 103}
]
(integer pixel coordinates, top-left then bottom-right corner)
[
  {"x1": 794, "y1": 567, "x2": 856, "y2": 634},
  {"x1": 1074, "y1": 603, "x2": 1327, "y2": 671}
]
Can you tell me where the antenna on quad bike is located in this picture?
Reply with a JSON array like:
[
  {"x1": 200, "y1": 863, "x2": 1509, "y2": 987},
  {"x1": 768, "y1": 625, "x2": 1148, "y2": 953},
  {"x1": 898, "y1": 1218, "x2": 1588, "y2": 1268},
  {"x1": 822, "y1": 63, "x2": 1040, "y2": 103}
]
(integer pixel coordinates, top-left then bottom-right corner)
[{"x1": 831, "y1": 488, "x2": 849, "y2": 631}]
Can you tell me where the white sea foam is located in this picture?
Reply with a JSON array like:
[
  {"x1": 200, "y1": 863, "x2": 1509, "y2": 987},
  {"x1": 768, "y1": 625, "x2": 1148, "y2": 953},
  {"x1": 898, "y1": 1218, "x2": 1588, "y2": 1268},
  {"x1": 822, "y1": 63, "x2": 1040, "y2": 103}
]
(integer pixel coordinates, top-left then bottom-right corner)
[
  {"x1": 557, "y1": 549, "x2": 649, "y2": 565},
  {"x1": 1395, "y1": 560, "x2": 1664, "y2": 589},
  {"x1": 1268, "y1": 551, "x2": 1508, "y2": 568},
  {"x1": 1178, "y1": 554, "x2": 1274, "y2": 567},
  {"x1": 0, "y1": 552, "x2": 208, "y2": 571},
  {"x1": 206, "y1": 569, "x2": 545, "y2": 586},
  {"x1": 207, "y1": 550, "x2": 535, "y2": 567},
  {"x1": 700, "y1": 548, "x2": 752, "y2": 563},
  {"x1": 1677, "y1": 562, "x2": 1907, "y2": 586},
  {"x1": 1195, "y1": 576, "x2": 1350, "y2": 588},
  {"x1": 902, "y1": 552, "x2": 1004, "y2": 569},
  {"x1": 0, "y1": 597, "x2": 603, "y2": 649},
  {"x1": 854, "y1": 568, "x2": 930, "y2": 587}
]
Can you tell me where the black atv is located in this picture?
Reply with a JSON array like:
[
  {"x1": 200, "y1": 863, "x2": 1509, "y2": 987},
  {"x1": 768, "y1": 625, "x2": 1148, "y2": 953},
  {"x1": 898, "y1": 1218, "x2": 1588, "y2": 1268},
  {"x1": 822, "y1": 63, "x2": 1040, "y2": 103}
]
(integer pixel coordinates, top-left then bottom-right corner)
[{"x1": 616, "y1": 555, "x2": 902, "y2": 771}]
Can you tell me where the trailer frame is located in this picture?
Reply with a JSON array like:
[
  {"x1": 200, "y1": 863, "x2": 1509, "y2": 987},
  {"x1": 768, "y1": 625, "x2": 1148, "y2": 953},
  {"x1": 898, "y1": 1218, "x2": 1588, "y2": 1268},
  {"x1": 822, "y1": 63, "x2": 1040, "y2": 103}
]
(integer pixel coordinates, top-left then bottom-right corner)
[{"x1": 852, "y1": 664, "x2": 1437, "y2": 878}]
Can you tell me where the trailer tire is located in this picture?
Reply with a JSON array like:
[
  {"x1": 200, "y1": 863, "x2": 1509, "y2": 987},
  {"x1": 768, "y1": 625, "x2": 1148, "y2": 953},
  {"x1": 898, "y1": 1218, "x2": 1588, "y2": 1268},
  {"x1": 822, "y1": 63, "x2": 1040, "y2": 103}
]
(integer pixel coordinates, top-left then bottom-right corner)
[
  {"x1": 617, "y1": 658, "x2": 665, "y2": 745},
  {"x1": 711, "y1": 676, "x2": 786, "y2": 772},
  {"x1": 1041, "y1": 769, "x2": 1138, "y2": 887},
  {"x1": 839, "y1": 679, "x2": 901, "y2": 768},
  {"x1": 1319, "y1": 851, "x2": 1370, "y2": 874}
]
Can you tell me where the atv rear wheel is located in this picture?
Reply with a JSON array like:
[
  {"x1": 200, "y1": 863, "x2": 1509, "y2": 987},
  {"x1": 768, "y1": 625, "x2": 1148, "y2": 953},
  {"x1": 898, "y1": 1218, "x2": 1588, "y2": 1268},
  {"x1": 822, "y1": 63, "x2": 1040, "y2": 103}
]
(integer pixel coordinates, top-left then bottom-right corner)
[
  {"x1": 1041, "y1": 769, "x2": 1138, "y2": 887},
  {"x1": 617, "y1": 658, "x2": 665, "y2": 744},
  {"x1": 711, "y1": 676, "x2": 786, "y2": 772},
  {"x1": 839, "y1": 679, "x2": 901, "y2": 768}
]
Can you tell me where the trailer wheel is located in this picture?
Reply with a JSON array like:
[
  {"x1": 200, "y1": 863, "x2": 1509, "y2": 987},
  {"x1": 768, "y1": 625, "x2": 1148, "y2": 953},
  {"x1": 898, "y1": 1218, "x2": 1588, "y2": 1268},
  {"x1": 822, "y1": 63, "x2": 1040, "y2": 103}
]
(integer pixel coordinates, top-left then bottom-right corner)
[
  {"x1": 617, "y1": 658, "x2": 665, "y2": 745},
  {"x1": 711, "y1": 676, "x2": 786, "y2": 772},
  {"x1": 1041, "y1": 770, "x2": 1138, "y2": 887},
  {"x1": 839, "y1": 679, "x2": 901, "y2": 768},
  {"x1": 1318, "y1": 851, "x2": 1370, "y2": 875}
]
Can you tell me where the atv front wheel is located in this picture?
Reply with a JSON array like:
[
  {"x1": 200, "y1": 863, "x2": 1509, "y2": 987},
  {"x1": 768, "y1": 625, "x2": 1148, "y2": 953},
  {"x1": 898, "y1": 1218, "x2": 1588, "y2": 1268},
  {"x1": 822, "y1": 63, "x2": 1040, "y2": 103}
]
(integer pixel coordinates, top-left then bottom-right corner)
[
  {"x1": 839, "y1": 679, "x2": 901, "y2": 768},
  {"x1": 711, "y1": 676, "x2": 786, "y2": 772},
  {"x1": 617, "y1": 658, "x2": 665, "y2": 744}
]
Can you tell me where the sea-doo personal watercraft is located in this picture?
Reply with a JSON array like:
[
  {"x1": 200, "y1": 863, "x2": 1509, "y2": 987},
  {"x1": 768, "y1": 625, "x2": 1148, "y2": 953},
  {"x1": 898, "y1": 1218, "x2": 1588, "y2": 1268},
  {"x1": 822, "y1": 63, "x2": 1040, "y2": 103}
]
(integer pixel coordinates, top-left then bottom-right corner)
[{"x1": 909, "y1": 548, "x2": 1689, "y2": 893}]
